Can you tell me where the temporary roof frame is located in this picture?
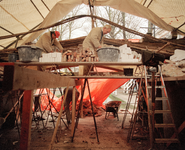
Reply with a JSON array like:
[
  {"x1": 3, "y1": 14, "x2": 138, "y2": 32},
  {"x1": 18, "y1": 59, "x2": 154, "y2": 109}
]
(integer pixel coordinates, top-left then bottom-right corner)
[{"x1": 1, "y1": 0, "x2": 185, "y2": 50}]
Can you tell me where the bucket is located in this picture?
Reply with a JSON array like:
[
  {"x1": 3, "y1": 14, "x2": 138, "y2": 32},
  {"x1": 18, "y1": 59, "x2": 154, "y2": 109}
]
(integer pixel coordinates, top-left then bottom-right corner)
[
  {"x1": 17, "y1": 45, "x2": 42, "y2": 62},
  {"x1": 97, "y1": 48, "x2": 120, "y2": 62},
  {"x1": 8, "y1": 53, "x2": 19, "y2": 62},
  {"x1": 124, "y1": 68, "x2": 133, "y2": 76}
]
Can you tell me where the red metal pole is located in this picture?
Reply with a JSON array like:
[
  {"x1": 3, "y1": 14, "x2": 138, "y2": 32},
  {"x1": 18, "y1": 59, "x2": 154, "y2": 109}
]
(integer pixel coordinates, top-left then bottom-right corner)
[{"x1": 20, "y1": 90, "x2": 33, "y2": 150}]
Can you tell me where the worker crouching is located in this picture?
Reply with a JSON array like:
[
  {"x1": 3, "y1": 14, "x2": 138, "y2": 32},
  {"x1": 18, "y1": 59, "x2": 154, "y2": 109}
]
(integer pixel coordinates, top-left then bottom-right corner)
[
  {"x1": 36, "y1": 31, "x2": 63, "y2": 53},
  {"x1": 36, "y1": 30, "x2": 63, "y2": 71}
]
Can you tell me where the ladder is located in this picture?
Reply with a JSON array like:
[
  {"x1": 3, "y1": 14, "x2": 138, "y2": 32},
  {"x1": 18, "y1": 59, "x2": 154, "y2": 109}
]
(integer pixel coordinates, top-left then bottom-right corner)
[
  {"x1": 121, "y1": 79, "x2": 139, "y2": 129},
  {"x1": 125, "y1": 66, "x2": 149, "y2": 142},
  {"x1": 144, "y1": 65, "x2": 180, "y2": 149},
  {"x1": 126, "y1": 78, "x2": 145, "y2": 142},
  {"x1": 121, "y1": 65, "x2": 144, "y2": 129}
]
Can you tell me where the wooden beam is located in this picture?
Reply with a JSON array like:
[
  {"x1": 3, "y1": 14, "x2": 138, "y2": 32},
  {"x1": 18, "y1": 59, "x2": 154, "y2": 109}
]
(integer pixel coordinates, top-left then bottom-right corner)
[
  {"x1": 16, "y1": 62, "x2": 141, "y2": 76},
  {"x1": 71, "y1": 86, "x2": 76, "y2": 136},
  {"x1": 0, "y1": 48, "x2": 17, "y2": 53},
  {"x1": 3, "y1": 65, "x2": 82, "y2": 91},
  {"x1": 164, "y1": 76, "x2": 185, "y2": 81},
  {"x1": 49, "y1": 81, "x2": 70, "y2": 150},
  {"x1": 70, "y1": 76, "x2": 142, "y2": 79},
  {"x1": 59, "y1": 36, "x2": 125, "y2": 48},
  {"x1": 20, "y1": 90, "x2": 33, "y2": 150},
  {"x1": 16, "y1": 62, "x2": 142, "y2": 67},
  {"x1": 80, "y1": 84, "x2": 83, "y2": 118}
]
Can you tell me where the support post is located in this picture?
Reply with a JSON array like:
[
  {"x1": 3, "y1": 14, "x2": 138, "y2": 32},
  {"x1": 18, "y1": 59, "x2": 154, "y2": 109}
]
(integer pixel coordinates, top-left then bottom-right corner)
[
  {"x1": 49, "y1": 80, "x2": 71, "y2": 150},
  {"x1": 80, "y1": 84, "x2": 83, "y2": 118},
  {"x1": 87, "y1": 79, "x2": 99, "y2": 143},
  {"x1": 151, "y1": 71, "x2": 155, "y2": 149},
  {"x1": 20, "y1": 90, "x2": 33, "y2": 150},
  {"x1": 72, "y1": 79, "x2": 87, "y2": 142},
  {"x1": 71, "y1": 86, "x2": 76, "y2": 136}
]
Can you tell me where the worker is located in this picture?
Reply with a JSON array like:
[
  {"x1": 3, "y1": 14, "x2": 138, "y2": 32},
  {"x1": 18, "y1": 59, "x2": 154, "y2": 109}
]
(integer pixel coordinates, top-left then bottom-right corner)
[
  {"x1": 63, "y1": 87, "x2": 79, "y2": 125},
  {"x1": 36, "y1": 31, "x2": 63, "y2": 53},
  {"x1": 82, "y1": 24, "x2": 112, "y2": 56}
]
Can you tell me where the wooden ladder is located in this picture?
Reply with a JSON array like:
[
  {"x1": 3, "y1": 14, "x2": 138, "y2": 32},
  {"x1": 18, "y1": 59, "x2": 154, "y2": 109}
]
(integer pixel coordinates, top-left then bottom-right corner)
[
  {"x1": 121, "y1": 65, "x2": 144, "y2": 130},
  {"x1": 144, "y1": 65, "x2": 181, "y2": 149},
  {"x1": 123, "y1": 65, "x2": 146, "y2": 142}
]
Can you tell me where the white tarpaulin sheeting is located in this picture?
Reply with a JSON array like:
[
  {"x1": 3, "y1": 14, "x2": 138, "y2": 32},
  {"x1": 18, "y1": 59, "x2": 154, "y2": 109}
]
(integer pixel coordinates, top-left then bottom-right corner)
[{"x1": 0, "y1": 0, "x2": 185, "y2": 50}]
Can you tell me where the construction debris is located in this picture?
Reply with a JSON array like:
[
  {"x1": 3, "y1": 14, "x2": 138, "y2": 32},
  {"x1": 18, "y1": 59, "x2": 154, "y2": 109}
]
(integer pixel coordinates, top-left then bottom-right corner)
[
  {"x1": 62, "y1": 48, "x2": 98, "y2": 62},
  {"x1": 68, "y1": 100, "x2": 105, "y2": 117},
  {"x1": 162, "y1": 59, "x2": 185, "y2": 77},
  {"x1": 162, "y1": 49, "x2": 185, "y2": 77}
]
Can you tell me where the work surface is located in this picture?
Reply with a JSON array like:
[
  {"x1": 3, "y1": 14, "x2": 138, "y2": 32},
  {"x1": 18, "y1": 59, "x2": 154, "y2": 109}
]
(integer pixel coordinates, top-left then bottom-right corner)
[
  {"x1": 15, "y1": 62, "x2": 185, "y2": 81},
  {"x1": 15, "y1": 62, "x2": 143, "y2": 66}
]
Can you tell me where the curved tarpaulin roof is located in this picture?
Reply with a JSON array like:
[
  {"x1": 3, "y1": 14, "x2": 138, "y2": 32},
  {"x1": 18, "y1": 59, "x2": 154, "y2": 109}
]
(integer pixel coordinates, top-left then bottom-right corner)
[{"x1": 1, "y1": 0, "x2": 185, "y2": 50}]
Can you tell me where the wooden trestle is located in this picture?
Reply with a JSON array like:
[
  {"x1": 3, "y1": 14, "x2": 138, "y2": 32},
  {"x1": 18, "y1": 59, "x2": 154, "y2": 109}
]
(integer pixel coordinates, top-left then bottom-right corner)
[{"x1": 1, "y1": 62, "x2": 185, "y2": 150}]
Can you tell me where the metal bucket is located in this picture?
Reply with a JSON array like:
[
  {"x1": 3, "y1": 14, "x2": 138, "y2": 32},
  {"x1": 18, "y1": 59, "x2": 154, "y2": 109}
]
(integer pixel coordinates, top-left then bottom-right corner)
[
  {"x1": 97, "y1": 47, "x2": 120, "y2": 62},
  {"x1": 17, "y1": 45, "x2": 42, "y2": 62},
  {"x1": 8, "y1": 53, "x2": 19, "y2": 62}
]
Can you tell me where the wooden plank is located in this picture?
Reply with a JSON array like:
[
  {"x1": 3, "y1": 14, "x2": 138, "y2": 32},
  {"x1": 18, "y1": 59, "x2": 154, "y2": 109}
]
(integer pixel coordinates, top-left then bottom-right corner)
[
  {"x1": 148, "y1": 85, "x2": 165, "y2": 89},
  {"x1": 16, "y1": 62, "x2": 142, "y2": 67},
  {"x1": 16, "y1": 62, "x2": 142, "y2": 75},
  {"x1": 79, "y1": 65, "x2": 85, "y2": 76},
  {"x1": 100, "y1": 65, "x2": 136, "y2": 72},
  {"x1": 59, "y1": 36, "x2": 125, "y2": 48},
  {"x1": 49, "y1": 82, "x2": 70, "y2": 150},
  {"x1": 155, "y1": 138, "x2": 179, "y2": 143},
  {"x1": 70, "y1": 76, "x2": 141, "y2": 79},
  {"x1": 149, "y1": 97, "x2": 168, "y2": 101},
  {"x1": 3, "y1": 65, "x2": 82, "y2": 91},
  {"x1": 178, "y1": 121, "x2": 185, "y2": 133},
  {"x1": 20, "y1": 90, "x2": 33, "y2": 150},
  {"x1": 155, "y1": 110, "x2": 171, "y2": 113},
  {"x1": 164, "y1": 76, "x2": 185, "y2": 81},
  {"x1": 155, "y1": 124, "x2": 175, "y2": 128},
  {"x1": 71, "y1": 86, "x2": 76, "y2": 136},
  {"x1": 80, "y1": 85, "x2": 83, "y2": 118},
  {"x1": 0, "y1": 62, "x2": 15, "y2": 66}
]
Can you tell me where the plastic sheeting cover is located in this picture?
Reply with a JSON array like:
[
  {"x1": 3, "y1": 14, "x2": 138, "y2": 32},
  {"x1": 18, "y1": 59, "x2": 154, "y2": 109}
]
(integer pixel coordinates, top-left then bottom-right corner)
[
  {"x1": 34, "y1": 76, "x2": 129, "y2": 112},
  {"x1": 1, "y1": 0, "x2": 184, "y2": 50}
]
